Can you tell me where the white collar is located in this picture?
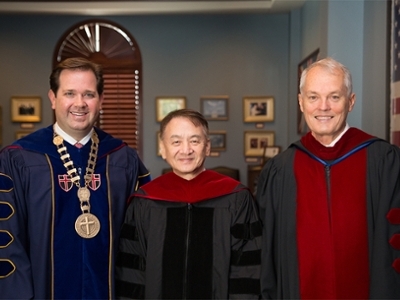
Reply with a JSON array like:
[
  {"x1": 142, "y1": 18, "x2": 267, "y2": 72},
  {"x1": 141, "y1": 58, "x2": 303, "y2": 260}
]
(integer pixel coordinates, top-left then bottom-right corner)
[
  {"x1": 325, "y1": 123, "x2": 350, "y2": 147},
  {"x1": 53, "y1": 123, "x2": 93, "y2": 146}
]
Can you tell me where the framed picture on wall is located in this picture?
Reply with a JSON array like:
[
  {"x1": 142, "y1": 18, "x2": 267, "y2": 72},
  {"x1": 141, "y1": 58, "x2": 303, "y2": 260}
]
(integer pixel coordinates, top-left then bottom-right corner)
[
  {"x1": 243, "y1": 96, "x2": 274, "y2": 122},
  {"x1": 11, "y1": 96, "x2": 41, "y2": 123},
  {"x1": 209, "y1": 130, "x2": 226, "y2": 151},
  {"x1": 263, "y1": 146, "x2": 281, "y2": 158},
  {"x1": 200, "y1": 95, "x2": 229, "y2": 120},
  {"x1": 157, "y1": 131, "x2": 162, "y2": 156},
  {"x1": 244, "y1": 130, "x2": 275, "y2": 157},
  {"x1": 297, "y1": 49, "x2": 320, "y2": 134},
  {"x1": 156, "y1": 96, "x2": 186, "y2": 122}
]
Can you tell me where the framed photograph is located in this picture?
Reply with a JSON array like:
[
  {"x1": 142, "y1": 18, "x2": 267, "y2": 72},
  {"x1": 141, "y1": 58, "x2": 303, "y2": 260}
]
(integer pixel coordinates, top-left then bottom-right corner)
[
  {"x1": 243, "y1": 96, "x2": 274, "y2": 122},
  {"x1": 297, "y1": 49, "x2": 319, "y2": 134},
  {"x1": 15, "y1": 131, "x2": 32, "y2": 140},
  {"x1": 200, "y1": 96, "x2": 229, "y2": 121},
  {"x1": 157, "y1": 131, "x2": 162, "y2": 156},
  {"x1": 11, "y1": 96, "x2": 41, "y2": 123},
  {"x1": 263, "y1": 146, "x2": 281, "y2": 158},
  {"x1": 244, "y1": 131, "x2": 275, "y2": 157},
  {"x1": 156, "y1": 96, "x2": 186, "y2": 122},
  {"x1": 209, "y1": 130, "x2": 226, "y2": 151}
]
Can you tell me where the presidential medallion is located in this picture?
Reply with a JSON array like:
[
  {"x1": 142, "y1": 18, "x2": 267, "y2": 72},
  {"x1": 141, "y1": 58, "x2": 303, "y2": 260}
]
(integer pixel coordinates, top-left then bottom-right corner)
[
  {"x1": 75, "y1": 213, "x2": 101, "y2": 239},
  {"x1": 53, "y1": 129, "x2": 101, "y2": 239}
]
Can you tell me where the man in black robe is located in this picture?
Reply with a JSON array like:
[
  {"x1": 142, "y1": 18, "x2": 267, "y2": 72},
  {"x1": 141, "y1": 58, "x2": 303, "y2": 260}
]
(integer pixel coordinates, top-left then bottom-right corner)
[
  {"x1": 257, "y1": 57, "x2": 400, "y2": 299},
  {"x1": 116, "y1": 109, "x2": 262, "y2": 299}
]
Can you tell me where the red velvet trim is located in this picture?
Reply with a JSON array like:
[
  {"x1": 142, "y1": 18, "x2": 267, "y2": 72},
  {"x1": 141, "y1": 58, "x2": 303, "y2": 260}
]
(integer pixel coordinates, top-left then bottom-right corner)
[
  {"x1": 295, "y1": 131, "x2": 371, "y2": 299},
  {"x1": 138, "y1": 170, "x2": 243, "y2": 203},
  {"x1": 300, "y1": 127, "x2": 374, "y2": 160},
  {"x1": 387, "y1": 208, "x2": 400, "y2": 224},
  {"x1": 392, "y1": 258, "x2": 400, "y2": 273},
  {"x1": 389, "y1": 234, "x2": 400, "y2": 250}
]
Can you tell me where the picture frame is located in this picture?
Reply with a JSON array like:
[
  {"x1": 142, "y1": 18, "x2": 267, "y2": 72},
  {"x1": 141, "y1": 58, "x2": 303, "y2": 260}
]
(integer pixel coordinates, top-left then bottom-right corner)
[
  {"x1": 11, "y1": 96, "x2": 41, "y2": 123},
  {"x1": 200, "y1": 96, "x2": 229, "y2": 121},
  {"x1": 209, "y1": 130, "x2": 226, "y2": 151},
  {"x1": 297, "y1": 49, "x2": 320, "y2": 134},
  {"x1": 157, "y1": 131, "x2": 162, "y2": 156},
  {"x1": 156, "y1": 96, "x2": 186, "y2": 122},
  {"x1": 244, "y1": 130, "x2": 275, "y2": 157},
  {"x1": 243, "y1": 96, "x2": 274, "y2": 122},
  {"x1": 15, "y1": 131, "x2": 32, "y2": 140},
  {"x1": 263, "y1": 146, "x2": 281, "y2": 158}
]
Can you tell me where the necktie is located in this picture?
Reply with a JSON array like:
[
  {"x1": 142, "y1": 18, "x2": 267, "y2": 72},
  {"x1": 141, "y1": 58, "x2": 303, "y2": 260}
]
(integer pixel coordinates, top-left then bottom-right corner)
[{"x1": 75, "y1": 142, "x2": 83, "y2": 148}]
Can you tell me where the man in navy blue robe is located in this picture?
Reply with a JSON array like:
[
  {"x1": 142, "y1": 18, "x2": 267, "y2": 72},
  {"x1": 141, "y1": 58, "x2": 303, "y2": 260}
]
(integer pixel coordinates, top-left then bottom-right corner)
[{"x1": 0, "y1": 57, "x2": 150, "y2": 299}]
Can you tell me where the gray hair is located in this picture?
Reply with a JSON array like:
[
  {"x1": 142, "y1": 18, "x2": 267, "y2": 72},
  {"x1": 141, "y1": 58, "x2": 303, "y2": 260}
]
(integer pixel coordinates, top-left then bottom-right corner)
[{"x1": 299, "y1": 57, "x2": 353, "y2": 98}]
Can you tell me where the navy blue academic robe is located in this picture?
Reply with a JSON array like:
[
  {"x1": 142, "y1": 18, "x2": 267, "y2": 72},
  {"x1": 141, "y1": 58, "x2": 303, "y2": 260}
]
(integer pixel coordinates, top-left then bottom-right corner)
[{"x1": 0, "y1": 125, "x2": 150, "y2": 299}]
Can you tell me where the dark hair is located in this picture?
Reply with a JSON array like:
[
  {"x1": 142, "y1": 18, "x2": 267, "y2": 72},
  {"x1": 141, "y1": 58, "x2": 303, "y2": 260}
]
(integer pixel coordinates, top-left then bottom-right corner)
[
  {"x1": 49, "y1": 57, "x2": 104, "y2": 95},
  {"x1": 159, "y1": 109, "x2": 209, "y2": 139}
]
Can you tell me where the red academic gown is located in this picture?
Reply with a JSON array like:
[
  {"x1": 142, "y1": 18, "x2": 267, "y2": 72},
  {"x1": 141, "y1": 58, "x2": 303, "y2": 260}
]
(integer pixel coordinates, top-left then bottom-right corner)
[{"x1": 257, "y1": 128, "x2": 400, "y2": 299}]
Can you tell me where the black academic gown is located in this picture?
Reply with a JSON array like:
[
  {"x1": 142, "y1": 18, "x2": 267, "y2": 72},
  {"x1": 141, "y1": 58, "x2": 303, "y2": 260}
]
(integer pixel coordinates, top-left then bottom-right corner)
[
  {"x1": 257, "y1": 128, "x2": 400, "y2": 299},
  {"x1": 116, "y1": 170, "x2": 262, "y2": 299}
]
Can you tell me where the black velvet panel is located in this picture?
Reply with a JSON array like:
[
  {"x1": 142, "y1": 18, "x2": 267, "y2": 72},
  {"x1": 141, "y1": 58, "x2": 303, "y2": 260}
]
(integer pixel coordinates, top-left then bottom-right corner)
[
  {"x1": 162, "y1": 207, "x2": 186, "y2": 299},
  {"x1": 231, "y1": 220, "x2": 262, "y2": 240},
  {"x1": 162, "y1": 206, "x2": 214, "y2": 299},
  {"x1": 116, "y1": 252, "x2": 146, "y2": 271},
  {"x1": 115, "y1": 280, "x2": 145, "y2": 299},
  {"x1": 119, "y1": 223, "x2": 139, "y2": 241},
  {"x1": 231, "y1": 249, "x2": 261, "y2": 266},
  {"x1": 229, "y1": 278, "x2": 260, "y2": 295}
]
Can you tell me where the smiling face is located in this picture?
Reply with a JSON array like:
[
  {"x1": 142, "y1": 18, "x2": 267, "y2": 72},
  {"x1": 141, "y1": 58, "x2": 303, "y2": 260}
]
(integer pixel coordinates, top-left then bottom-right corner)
[
  {"x1": 48, "y1": 69, "x2": 103, "y2": 141},
  {"x1": 160, "y1": 116, "x2": 210, "y2": 180},
  {"x1": 298, "y1": 65, "x2": 356, "y2": 145}
]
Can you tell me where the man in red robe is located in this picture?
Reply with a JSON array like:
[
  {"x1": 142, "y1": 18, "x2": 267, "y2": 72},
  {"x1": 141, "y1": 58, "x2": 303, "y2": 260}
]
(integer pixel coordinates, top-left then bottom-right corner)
[
  {"x1": 116, "y1": 109, "x2": 262, "y2": 299},
  {"x1": 257, "y1": 57, "x2": 400, "y2": 299}
]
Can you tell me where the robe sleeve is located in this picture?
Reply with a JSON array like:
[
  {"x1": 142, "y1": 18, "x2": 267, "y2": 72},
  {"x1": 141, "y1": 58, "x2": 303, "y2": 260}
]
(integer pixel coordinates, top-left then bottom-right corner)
[
  {"x1": 368, "y1": 142, "x2": 400, "y2": 299},
  {"x1": 256, "y1": 159, "x2": 279, "y2": 300},
  {"x1": 228, "y1": 188, "x2": 263, "y2": 299},
  {"x1": 135, "y1": 161, "x2": 151, "y2": 192},
  {"x1": 0, "y1": 147, "x2": 34, "y2": 299},
  {"x1": 256, "y1": 150, "x2": 300, "y2": 300},
  {"x1": 115, "y1": 193, "x2": 147, "y2": 299}
]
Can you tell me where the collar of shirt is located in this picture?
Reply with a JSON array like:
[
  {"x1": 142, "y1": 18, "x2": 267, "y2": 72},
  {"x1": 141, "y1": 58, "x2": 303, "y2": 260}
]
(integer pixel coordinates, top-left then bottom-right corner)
[
  {"x1": 53, "y1": 123, "x2": 93, "y2": 146},
  {"x1": 325, "y1": 123, "x2": 350, "y2": 147}
]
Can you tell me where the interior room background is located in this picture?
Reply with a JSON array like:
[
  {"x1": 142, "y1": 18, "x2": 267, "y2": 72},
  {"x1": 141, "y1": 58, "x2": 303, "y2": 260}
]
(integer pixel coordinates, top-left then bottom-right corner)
[{"x1": 0, "y1": 0, "x2": 388, "y2": 183}]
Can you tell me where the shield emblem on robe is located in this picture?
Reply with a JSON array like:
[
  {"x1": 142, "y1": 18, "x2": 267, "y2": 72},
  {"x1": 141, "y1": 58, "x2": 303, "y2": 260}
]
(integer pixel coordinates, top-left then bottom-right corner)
[
  {"x1": 88, "y1": 174, "x2": 101, "y2": 191},
  {"x1": 58, "y1": 174, "x2": 73, "y2": 192}
]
